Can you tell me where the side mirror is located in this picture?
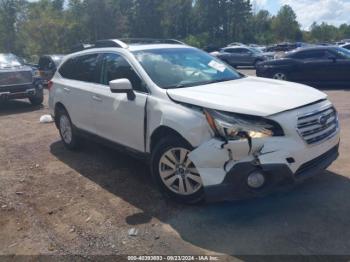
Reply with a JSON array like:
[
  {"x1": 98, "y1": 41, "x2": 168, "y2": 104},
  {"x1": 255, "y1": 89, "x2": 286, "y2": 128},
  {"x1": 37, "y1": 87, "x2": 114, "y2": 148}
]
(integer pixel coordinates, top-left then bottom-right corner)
[{"x1": 109, "y1": 78, "x2": 135, "y2": 100}]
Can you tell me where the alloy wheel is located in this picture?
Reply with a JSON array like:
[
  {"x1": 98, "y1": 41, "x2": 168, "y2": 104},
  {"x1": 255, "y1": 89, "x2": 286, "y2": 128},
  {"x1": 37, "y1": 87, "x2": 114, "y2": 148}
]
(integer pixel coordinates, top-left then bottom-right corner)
[
  {"x1": 159, "y1": 148, "x2": 203, "y2": 196},
  {"x1": 273, "y1": 72, "x2": 287, "y2": 80}
]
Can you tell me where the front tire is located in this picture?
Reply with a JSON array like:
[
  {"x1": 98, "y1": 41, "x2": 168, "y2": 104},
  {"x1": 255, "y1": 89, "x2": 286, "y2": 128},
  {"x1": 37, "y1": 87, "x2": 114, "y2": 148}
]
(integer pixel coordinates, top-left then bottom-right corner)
[
  {"x1": 29, "y1": 89, "x2": 44, "y2": 106},
  {"x1": 57, "y1": 108, "x2": 80, "y2": 150},
  {"x1": 151, "y1": 136, "x2": 204, "y2": 204},
  {"x1": 272, "y1": 72, "x2": 288, "y2": 81}
]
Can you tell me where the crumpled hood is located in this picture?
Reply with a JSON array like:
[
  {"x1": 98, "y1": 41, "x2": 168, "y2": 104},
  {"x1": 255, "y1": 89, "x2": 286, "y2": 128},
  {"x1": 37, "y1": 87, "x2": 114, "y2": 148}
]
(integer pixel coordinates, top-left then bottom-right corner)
[{"x1": 167, "y1": 76, "x2": 327, "y2": 116}]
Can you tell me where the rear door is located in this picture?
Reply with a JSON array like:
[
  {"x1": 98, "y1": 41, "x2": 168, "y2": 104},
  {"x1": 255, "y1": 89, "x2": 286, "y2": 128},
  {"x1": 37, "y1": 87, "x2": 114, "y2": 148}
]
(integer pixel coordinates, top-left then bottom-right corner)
[
  {"x1": 292, "y1": 50, "x2": 335, "y2": 83},
  {"x1": 90, "y1": 52, "x2": 148, "y2": 152},
  {"x1": 239, "y1": 48, "x2": 255, "y2": 65},
  {"x1": 57, "y1": 53, "x2": 100, "y2": 133}
]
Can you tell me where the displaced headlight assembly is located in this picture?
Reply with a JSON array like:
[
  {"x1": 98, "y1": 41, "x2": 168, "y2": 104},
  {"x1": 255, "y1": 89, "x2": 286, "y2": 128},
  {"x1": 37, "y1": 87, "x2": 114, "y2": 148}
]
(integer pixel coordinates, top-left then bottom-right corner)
[{"x1": 205, "y1": 109, "x2": 284, "y2": 140}]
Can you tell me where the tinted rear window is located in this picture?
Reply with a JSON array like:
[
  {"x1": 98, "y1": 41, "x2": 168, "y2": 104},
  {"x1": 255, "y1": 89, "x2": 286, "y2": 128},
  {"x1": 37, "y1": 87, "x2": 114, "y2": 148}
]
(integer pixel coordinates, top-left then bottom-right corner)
[{"x1": 59, "y1": 54, "x2": 99, "y2": 83}]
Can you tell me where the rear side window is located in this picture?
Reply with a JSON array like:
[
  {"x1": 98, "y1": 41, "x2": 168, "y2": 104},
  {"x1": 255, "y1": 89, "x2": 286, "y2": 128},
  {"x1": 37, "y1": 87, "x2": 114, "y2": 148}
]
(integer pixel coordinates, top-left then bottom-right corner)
[
  {"x1": 292, "y1": 50, "x2": 327, "y2": 60},
  {"x1": 59, "y1": 54, "x2": 99, "y2": 83},
  {"x1": 100, "y1": 53, "x2": 146, "y2": 92},
  {"x1": 224, "y1": 48, "x2": 240, "y2": 54},
  {"x1": 239, "y1": 48, "x2": 251, "y2": 54}
]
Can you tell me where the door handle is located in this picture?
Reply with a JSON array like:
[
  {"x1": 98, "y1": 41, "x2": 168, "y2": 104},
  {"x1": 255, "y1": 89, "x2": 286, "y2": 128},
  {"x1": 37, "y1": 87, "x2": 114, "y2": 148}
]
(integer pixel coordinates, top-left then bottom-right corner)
[
  {"x1": 63, "y1": 87, "x2": 71, "y2": 93},
  {"x1": 92, "y1": 95, "x2": 102, "y2": 102}
]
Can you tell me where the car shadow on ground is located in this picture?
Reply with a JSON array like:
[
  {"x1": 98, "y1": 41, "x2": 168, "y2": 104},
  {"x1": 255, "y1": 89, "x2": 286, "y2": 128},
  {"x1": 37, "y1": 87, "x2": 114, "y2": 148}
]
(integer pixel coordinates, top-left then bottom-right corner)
[
  {"x1": 50, "y1": 140, "x2": 350, "y2": 255},
  {"x1": 0, "y1": 99, "x2": 43, "y2": 116}
]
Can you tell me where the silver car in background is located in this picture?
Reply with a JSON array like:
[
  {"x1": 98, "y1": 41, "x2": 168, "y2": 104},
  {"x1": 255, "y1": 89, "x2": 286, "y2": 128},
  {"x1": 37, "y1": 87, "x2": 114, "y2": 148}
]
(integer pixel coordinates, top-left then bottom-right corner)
[
  {"x1": 0, "y1": 53, "x2": 44, "y2": 105},
  {"x1": 211, "y1": 46, "x2": 272, "y2": 68}
]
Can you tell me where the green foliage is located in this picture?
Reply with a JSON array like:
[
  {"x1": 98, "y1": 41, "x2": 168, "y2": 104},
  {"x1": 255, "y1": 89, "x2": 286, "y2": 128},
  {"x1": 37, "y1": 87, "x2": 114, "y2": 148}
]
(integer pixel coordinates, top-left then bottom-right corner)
[
  {"x1": 0, "y1": 0, "x2": 24, "y2": 53},
  {"x1": 271, "y1": 5, "x2": 302, "y2": 42},
  {"x1": 310, "y1": 22, "x2": 350, "y2": 42},
  {"x1": 1, "y1": 0, "x2": 350, "y2": 58},
  {"x1": 249, "y1": 10, "x2": 274, "y2": 44},
  {"x1": 184, "y1": 33, "x2": 210, "y2": 48}
]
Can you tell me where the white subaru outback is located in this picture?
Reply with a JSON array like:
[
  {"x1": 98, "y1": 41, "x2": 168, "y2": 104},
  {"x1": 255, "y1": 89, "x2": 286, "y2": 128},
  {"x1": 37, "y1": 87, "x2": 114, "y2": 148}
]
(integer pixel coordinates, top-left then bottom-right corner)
[{"x1": 49, "y1": 39, "x2": 340, "y2": 203}]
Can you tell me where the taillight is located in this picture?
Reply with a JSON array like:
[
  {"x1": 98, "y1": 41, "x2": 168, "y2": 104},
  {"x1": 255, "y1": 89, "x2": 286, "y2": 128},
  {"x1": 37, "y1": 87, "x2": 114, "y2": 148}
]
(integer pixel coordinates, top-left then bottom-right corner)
[{"x1": 47, "y1": 80, "x2": 53, "y2": 90}]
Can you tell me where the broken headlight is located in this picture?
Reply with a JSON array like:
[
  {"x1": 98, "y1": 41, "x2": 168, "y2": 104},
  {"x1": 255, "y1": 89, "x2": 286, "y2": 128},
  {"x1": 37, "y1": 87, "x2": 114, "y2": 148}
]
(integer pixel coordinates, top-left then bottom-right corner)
[{"x1": 205, "y1": 109, "x2": 284, "y2": 140}]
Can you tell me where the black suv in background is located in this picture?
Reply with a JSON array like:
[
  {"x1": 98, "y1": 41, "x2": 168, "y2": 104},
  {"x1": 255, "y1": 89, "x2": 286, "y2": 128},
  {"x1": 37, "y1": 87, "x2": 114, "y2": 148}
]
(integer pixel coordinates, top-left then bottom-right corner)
[
  {"x1": 0, "y1": 53, "x2": 44, "y2": 105},
  {"x1": 38, "y1": 55, "x2": 64, "y2": 84},
  {"x1": 256, "y1": 46, "x2": 350, "y2": 87}
]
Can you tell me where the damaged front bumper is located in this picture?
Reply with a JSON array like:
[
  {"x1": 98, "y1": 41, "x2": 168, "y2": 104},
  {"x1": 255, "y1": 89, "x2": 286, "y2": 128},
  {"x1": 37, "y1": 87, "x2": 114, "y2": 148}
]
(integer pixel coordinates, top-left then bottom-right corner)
[{"x1": 189, "y1": 131, "x2": 340, "y2": 202}]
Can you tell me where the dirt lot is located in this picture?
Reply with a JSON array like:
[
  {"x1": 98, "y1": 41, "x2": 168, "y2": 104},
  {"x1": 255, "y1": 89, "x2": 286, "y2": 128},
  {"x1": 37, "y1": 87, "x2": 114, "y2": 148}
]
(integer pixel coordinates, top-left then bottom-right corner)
[{"x1": 1, "y1": 71, "x2": 350, "y2": 259}]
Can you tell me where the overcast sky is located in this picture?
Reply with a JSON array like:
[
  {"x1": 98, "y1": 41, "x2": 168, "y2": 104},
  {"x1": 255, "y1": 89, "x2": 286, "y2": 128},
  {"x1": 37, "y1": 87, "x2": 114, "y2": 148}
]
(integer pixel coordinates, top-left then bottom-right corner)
[{"x1": 252, "y1": 0, "x2": 350, "y2": 29}]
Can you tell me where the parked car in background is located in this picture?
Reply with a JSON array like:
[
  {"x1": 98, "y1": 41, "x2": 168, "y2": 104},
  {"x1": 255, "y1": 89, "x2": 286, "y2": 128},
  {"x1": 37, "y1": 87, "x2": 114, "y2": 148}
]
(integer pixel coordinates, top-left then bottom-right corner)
[
  {"x1": 340, "y1": 43, "x2": 350, "y2": 50},
  {"x1": 256, "y1": 46, "x2": 350, "y2": 87},
  {"x1": 248, "y1": 44, "x2": 266, "y2": 52},
  {"x1": 227, "y1": 42, "x2": 245, "y2": 47},
  {"x1": 49, "y1": 39, "x2": 339, "y2": 203},
  {"x1": 211, "y1": 46, "x2": 271, "y2": 67},
  {"x1": 38, "y1": 55, "x2": 64, "y2": 83},
  {"x1": 336, "y1": 40, "x2": 350, "y2": 45},
  {"x1": 264, "y1": 43, "x2": 298, "y2": 53},
  {"x1": 0, "y1": 53, "x2": 44, "y2": 105}
]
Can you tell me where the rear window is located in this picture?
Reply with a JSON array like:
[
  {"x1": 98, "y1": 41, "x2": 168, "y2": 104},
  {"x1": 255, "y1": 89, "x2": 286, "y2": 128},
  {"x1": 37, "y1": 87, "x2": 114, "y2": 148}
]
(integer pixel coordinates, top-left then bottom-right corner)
[
  {"x1": 59, "y1": 54, "x2": 99, "y2": 83},
  {"x1": 39, "y1": 57, "x2": 52, "y2": 70}
]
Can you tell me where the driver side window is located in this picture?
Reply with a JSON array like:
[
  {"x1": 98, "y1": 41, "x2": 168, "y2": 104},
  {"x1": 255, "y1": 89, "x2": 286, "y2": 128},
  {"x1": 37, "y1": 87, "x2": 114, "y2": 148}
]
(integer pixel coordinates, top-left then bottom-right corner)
[{"x1": 100, "y1": 53, "x2": 146, "y2": 93}]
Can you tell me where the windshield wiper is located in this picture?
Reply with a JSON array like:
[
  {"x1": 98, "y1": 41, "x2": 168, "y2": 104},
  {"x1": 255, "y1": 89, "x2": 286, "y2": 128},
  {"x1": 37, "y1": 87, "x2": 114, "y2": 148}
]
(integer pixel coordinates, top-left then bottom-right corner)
[
  {"x1": 165, "y1": 78, "x2": 236, "y2": 89},
  {"x1": 193, "y1": 78, "x2": 236, "y2": 87}
]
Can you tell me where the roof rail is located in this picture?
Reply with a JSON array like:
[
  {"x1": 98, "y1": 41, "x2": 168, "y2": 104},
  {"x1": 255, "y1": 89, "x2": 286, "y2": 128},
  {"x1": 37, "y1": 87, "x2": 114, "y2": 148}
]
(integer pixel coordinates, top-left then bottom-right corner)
[
  {"x1": 71, "y1": 38, "x2": 186, "y2": 53},
  {"x1": 120, "y1": 38, "x2": 186, "y2": 45},
  {"x1": 94, "y1": 39, "x2": 129, "y2": 49},
  {"x1": 70, "y1": 43, "x2": 94, "y2": 53}
]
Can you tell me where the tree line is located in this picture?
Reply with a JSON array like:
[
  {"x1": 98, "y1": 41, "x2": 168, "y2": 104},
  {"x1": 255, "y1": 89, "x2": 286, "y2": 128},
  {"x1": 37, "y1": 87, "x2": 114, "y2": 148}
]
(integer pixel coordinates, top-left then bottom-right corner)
[{"x1": 1, "y1": 0, "x2": 350, "y2": 60}]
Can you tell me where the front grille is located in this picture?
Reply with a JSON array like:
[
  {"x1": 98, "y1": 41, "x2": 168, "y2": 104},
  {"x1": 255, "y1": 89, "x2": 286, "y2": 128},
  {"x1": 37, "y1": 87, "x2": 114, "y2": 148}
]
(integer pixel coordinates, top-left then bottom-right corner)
[
  {"x1": 297, "y1": 106, "x2": 339, "y2": 145},
  {"x1": 0, "y1": 84, "x2": 32, "y2": 93},
  {"x1": 0, "y1": 71, "x2": 33, "y2": 87}
]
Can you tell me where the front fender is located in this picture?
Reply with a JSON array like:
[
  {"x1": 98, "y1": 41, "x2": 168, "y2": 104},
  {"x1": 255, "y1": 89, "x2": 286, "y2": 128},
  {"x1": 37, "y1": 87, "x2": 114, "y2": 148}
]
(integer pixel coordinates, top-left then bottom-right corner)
[{"x1": 147, "y1": 96, "x2": 213, "y2": 152}]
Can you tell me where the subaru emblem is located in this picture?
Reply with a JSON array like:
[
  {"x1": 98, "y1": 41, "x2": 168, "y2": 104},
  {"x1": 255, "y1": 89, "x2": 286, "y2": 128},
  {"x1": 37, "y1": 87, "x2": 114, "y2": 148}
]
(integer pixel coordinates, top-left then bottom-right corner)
[{"x1": 318, "y1": 114, "x2": 329, "y2": 126}]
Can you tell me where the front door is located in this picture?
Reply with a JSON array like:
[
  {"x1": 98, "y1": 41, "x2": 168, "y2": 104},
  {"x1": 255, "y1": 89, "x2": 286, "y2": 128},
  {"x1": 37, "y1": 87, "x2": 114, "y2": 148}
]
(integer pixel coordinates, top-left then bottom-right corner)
[
  {"x1": 295, "y1": 50, "x2": 335, "y2": 83},
  {"x1": 91, "y1": 53, "x2": 148, "y2": 152}
]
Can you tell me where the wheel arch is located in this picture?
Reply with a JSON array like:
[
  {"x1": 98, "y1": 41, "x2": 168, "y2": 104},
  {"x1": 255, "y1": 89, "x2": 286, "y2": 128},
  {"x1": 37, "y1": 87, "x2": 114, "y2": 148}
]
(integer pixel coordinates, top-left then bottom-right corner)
[
  {"x1": 54, "y1": 102, "x2": 68, "y2": 128},
  {"x1": 150, "y1": 126, "x2": 191, "y2": 153}
]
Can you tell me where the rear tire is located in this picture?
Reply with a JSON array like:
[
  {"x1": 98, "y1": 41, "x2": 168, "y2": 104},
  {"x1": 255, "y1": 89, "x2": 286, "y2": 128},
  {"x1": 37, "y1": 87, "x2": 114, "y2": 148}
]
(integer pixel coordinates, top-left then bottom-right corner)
[
  {"x1": 29, "y1": 89, "x2": 44, "y2": 106},
  {"x1": 56, "y1": 108, "x2": 80, "y2": 150},
  {"x1": 151, "y1": 136, "x2": 204, "y2": 204}
]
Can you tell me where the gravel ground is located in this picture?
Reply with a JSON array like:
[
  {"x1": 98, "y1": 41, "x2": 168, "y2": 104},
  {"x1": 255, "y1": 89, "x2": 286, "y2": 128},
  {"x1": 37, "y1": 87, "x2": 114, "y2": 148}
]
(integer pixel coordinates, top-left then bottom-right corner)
[{"x1": 1, "y1": 71, "x2": 350, "y2": 259}]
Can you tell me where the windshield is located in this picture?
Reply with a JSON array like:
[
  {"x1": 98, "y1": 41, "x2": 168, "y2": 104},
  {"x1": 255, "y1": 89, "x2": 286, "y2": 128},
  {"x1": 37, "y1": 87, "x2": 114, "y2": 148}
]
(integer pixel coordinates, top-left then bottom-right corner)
[
  {"x1": 334, "y1": 47, "x2": 350, "y2": 59},
  {"x1": 0, "y1": 54, "x2": 23, "y2": 68},
  {"x1": 133, "y1": 48, "x2": 242, "y2": 89}
]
